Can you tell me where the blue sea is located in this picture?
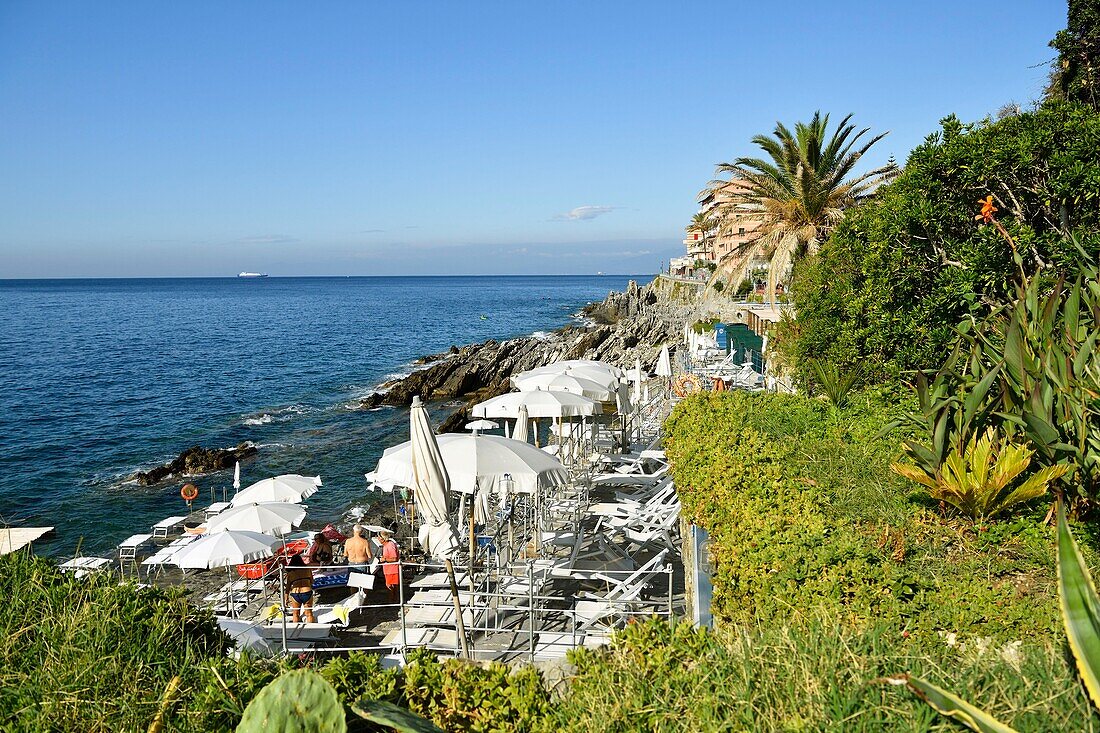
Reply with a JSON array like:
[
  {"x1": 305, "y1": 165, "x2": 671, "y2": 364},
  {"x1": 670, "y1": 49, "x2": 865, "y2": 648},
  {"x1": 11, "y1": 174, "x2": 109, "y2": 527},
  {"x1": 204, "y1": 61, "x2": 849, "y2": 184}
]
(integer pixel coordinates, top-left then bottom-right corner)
[{"x1": 0, "y1": 275, "x2": 645, "y2": 556}]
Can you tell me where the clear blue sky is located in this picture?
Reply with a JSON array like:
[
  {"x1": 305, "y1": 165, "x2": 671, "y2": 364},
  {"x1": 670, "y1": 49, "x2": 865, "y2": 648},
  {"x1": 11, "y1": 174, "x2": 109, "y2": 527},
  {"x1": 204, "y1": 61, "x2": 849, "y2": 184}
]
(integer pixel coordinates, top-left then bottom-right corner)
[{"x1": 0, "y1": 1, "x2": 1066, "y2": 277}]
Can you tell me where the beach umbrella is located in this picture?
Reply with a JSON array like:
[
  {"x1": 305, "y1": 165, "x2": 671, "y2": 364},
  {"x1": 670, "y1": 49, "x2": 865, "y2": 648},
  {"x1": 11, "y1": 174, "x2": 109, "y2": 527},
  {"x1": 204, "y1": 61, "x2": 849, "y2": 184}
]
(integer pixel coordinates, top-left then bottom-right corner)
[
  {"x1": 512, "y1": 403, "x2": 530, "y2": 444},
  {"x1": 231, "y1": 474, "x2": 320, "y2": 506},
  {"x1": 656, "y1": 345, "x2": 673, "y2": 378},
  {"x1": 371, "y1": 433, "x2": 567, "y2": 496},
  {"x1": 465, "y1": 419, "x2": 499, "y2": 433},
  {"x1": 206, "y1": 501, "x2": 306, "y2": 536},
  {"x1": 173, "y1": 530, "x2": 280, "y2": 569},
  {"x1": 517, "y1": 362, "x2": 622, "y2": 389},
  {"x1": 410, "y1": 396, "x2": 460, "y2": 559},
  {"x1": 511, "y1": 372, "x2": 615, "y2": 401},
  {"x1": 233, "y1": 461, "x2": 241, "y2": 490},
  {"x1": 472, "y1": 389, "x2": 601, "y2": 419},
  {"x1": 632, "y1": 357, "x2": 643, "y2": 403}
]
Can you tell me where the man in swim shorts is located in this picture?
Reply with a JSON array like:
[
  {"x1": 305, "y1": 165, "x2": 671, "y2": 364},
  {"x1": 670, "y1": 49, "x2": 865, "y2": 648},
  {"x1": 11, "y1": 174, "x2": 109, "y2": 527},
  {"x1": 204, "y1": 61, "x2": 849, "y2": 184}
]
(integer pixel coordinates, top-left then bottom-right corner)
[{"x1": 344, "y1": 524, "x2": 373, "y2": 570}]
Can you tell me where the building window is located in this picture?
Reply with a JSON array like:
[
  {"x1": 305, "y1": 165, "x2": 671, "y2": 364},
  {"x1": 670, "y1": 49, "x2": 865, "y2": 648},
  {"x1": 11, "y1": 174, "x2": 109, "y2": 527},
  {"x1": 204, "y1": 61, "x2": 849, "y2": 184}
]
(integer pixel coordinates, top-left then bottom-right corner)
[{"x1": 738, "y1": 227, "x2": 746, "y2": 235}]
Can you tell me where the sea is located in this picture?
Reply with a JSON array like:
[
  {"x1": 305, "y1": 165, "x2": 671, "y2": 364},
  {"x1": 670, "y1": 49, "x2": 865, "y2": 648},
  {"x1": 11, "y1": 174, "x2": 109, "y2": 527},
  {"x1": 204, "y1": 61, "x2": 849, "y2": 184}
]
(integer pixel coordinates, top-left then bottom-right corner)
[{"x1": 0, "y1": 275, "x2": 646, "y2": 557}]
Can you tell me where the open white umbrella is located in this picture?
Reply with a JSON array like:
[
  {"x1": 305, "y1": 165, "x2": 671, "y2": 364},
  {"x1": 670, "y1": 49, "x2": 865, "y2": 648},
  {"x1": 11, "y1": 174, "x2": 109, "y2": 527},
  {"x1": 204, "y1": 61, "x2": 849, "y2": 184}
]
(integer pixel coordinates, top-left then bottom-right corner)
[
  {"x1": 527, "y1": 359, "x2": 625, "y2": 378},
  {"x1": 472, "y1": 390, "x2": 601, "y2": 419},
  {"x1": 465, "y1": 419, "x2": 499, "y2": 433},
  {"x1": 206, "y1": 502, "x2": 306, "y2": 536},
  {"x1": 656, "y1": 345, "x2": 673, "y2": 378},
  {"x1": 371, "y1": 433, "x2": 567, "y2": 496},
  {"x1": 512, "y1": 403, "x2": 530, "y2": 444},
  {"x1": 511, "y1": 373, "x2": 615, "y2": 401},
  {"x1": 174, "y1": 530, "x2": 280, "y2": 569},
  {"x1": 517, "y1": 362, "x2": 622, "y2": 389},
  {"x1": 410, "y1": 396, "x2": 460, "y2": 559},
  {"x1": 231, "y1": 474, "x2": 321, "y2": 506}
]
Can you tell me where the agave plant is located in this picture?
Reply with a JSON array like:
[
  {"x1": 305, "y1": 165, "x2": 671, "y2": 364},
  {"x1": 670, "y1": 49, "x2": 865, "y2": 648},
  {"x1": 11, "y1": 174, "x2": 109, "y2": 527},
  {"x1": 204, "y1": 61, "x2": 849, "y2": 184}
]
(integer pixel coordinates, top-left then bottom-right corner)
[
  {"x1": 805, "y1": 358, "x2": 864, "y2": 409},
  {"x1": 893, "y1": 235, "x2": 1100, "y2": 508},
  {"x1": 887, "y1": 502, "x2": 1100, "y2": 730},
  {"x1": 893, "y1": 428, "x2": 1068, "y2": 520}
]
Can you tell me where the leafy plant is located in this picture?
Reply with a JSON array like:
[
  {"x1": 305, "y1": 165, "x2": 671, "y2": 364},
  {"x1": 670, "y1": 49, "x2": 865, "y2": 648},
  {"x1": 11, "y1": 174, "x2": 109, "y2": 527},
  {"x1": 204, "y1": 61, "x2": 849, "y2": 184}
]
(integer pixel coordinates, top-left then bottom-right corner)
[
  {"x1": 352, "y1": 699, "x2": 443, "y2": 733},
  {"x1": 892, "y1": 427, "x2": 1069, "y2": 520},
  {"x1": 236, "y1": 669, "x2": 345, "y2": 733},
  {"x1": 804, "y1": 357, "x2": 864, "y2": 408},
  {"x1": 893, "y1": 502, "x2": 1100, "y2": 731}
]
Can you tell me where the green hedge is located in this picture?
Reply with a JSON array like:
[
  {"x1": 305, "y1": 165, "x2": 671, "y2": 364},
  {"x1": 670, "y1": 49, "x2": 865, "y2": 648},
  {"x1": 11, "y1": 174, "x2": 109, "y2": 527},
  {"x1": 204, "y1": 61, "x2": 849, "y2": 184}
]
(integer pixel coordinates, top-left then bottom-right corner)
[{"x1": 664, "y1": 391, "x2": 1064, "y2": 641}]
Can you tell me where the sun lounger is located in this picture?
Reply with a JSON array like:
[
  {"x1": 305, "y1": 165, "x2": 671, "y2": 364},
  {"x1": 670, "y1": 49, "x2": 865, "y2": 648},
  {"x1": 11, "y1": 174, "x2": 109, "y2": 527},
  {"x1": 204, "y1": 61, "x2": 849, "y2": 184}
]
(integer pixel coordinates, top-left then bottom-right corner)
[
  {"x1": 534, "y1": 631, "x2": 609, "y2": 659},
  {"x1": 570, "y1": 549, "x2": 670, "y2": 632},
  {"x1": 118, "y1": 533, "x2": 154, "y2": 562},
  {"x1": 152, "y1": 516, "x2": 186, "y2": 538},
  {"x1": 410, "y1": 571, "x2": 470, "y2": 589},
  {"x1": 204, "y1": 502, "x2": 231, "y2": 520},
  {"x1": 59, "y1": 556, "x2": 112, "y2": 578},
  {"x1": 381, "y1": 626, "x2": 460, "y2": 653}
]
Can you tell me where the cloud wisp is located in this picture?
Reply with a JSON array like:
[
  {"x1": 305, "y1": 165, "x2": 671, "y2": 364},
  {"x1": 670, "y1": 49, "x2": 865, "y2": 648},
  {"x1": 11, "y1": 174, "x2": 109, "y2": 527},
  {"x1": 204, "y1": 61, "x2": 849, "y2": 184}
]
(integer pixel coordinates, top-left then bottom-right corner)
[
  {"x1": 236, "y1": 234, "x2": 299, "y2": 245},
  {"x1": 554, "y1": 205, "x2": 618, "y2": 221}
]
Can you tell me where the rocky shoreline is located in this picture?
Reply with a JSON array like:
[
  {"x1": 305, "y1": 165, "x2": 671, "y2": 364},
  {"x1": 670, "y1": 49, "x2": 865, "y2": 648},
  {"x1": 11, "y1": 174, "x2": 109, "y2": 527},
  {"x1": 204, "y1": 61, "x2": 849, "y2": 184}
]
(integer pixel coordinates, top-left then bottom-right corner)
[
  {"x1": 133, "y1": 442, "x2": 257, "y2": 486},
  {"x1": 358, "y1": 279, "x2": 689, "y2": 432}
]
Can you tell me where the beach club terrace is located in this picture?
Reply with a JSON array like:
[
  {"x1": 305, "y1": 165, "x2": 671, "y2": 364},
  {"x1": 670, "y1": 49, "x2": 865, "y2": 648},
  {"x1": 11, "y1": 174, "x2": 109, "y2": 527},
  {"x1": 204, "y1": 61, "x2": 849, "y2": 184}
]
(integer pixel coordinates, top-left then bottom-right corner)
[{"x1": 43, "y1": 343, "x2": 774, "y2": 664}]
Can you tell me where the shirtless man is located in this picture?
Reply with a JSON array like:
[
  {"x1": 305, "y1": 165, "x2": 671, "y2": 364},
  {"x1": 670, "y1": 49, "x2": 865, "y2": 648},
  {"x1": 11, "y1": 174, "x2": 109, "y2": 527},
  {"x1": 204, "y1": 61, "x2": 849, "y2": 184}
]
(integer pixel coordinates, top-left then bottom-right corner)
[{"x1": 344, "y1": 524, "x2": 373, "y2": 570}]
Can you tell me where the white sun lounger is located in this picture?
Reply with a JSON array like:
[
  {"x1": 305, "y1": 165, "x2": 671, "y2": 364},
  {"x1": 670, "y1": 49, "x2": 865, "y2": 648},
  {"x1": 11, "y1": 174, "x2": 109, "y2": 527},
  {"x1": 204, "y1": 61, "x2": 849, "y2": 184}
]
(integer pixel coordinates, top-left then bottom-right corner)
[
  {"x1": 59, "y1": 556, "x2": 112, "y2": 578},
  {"x1": 152, "y1": 516, "x2": 186, "y2": 539},
  {"x1": 118, "y1": 533, "x2": 154, "y2": 562},
  {"x1": 204, "y1": 502, "x2": 231, "y2": 520},
  {"x1": 382, "y1": 626, "x2": 460, "y2": 653}
]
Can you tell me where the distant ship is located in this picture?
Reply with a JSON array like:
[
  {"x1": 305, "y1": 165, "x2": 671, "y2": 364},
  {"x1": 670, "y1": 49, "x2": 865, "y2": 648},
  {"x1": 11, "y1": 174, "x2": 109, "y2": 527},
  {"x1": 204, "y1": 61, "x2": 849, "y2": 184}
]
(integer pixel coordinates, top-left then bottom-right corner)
[{"x1": 238, "y1": 272, "x2": 268, "y2": 278}]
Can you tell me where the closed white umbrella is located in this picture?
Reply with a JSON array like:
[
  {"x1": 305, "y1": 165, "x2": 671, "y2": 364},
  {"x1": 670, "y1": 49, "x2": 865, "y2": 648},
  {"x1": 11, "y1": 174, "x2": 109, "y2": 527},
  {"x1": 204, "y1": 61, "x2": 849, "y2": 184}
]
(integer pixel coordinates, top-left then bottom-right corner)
[
  {"x1": 233, "y1": 461, "x2": 241, "y2": 490},
  {"x1": 231, "y1": 474, "x2": 320, "y2": 506},
  {"x1": 632, "y1": 357, "x2": 643, "y2": 403},
  {"x1": 472, "y1": 390, "x2": 601, "y2": 419},
  {"x1": 512, "y1": 403, "x2": 530, "y2": 444},
  {"x1": 511, "y1": 372, "x2": 615, "y2": 401},
  {"x1": 656, "y1": 345, "x2": 673, "y2": 377},
  {"x1": 410, "y1": 396, "x2": 460, "y2": 559},
  {"x1": 174, "y1": 530, "x2": 280, "y2": 569},
  {"x1": 206, "y1": 502, "x2": 306, "y2": 536},
  {"x1": 371, "y1": 433, "x2": 567, "y2": 497}
]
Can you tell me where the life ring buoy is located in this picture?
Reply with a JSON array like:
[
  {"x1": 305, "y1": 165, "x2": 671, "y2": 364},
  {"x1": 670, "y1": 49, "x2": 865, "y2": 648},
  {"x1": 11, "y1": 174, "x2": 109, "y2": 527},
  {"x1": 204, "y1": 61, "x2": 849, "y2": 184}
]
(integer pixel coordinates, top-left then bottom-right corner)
[
  {"x1": 180, "y1": 483, "x2": 199, "y2": 501},
  {"x1": 672, "y1": 373, "x2": 702, "y2": 398}
]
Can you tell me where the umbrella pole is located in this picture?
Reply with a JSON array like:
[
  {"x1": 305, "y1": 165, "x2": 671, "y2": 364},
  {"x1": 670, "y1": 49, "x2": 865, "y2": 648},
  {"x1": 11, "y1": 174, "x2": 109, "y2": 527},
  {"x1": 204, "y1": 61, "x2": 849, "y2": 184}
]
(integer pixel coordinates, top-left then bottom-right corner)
[
  {"x1": 279, "y1": 564, "x2": 288, "y2": 654},
  {"x1": 444, "y1": 559, "x2": 471, "y2": 659},
  {"x1": 468, "y1": 498, "x2": 476, "y2": 593}
]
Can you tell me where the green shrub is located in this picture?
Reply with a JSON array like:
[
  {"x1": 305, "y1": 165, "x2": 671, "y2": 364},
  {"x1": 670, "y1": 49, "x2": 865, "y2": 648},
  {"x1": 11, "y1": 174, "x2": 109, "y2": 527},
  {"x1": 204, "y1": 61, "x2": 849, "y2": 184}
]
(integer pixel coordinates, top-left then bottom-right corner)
[
  {"x1": 784, "y1": 101, "x2": 1100, "y2": 382},
  {"x1": 664, "y1": 391, "x2": 1065, "y2": 641}
]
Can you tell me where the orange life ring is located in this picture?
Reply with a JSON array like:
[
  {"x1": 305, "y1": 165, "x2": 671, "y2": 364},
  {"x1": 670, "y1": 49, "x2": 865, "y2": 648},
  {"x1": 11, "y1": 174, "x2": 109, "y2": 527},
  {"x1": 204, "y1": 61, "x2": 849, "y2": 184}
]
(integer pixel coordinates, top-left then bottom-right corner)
[
  {"x1": 180, "y1": 483, "x2": 199, "y2": 501},
  {"x1": 672, "y1": 373, "x2": 702, "y2": 398}
]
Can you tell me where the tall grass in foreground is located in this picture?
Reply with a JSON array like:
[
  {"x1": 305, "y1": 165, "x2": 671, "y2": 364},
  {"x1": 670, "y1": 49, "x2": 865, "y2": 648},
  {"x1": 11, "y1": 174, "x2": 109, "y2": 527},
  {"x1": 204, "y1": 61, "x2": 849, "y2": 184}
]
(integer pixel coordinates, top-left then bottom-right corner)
[
  {"x1": 0, "y1": 550, "x2": 228, "y2": 731},
  {"x1": 556, "y1": 617, "x2": 1096, "y2": 732}
]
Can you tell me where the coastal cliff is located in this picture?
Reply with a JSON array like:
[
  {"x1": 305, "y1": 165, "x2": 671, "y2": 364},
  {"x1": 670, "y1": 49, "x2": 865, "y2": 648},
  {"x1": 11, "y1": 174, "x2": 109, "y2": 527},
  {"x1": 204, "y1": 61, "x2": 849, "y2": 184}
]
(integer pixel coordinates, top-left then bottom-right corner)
[{"x1": 358, "y1": 279, "x2": 691, "y2": 431}]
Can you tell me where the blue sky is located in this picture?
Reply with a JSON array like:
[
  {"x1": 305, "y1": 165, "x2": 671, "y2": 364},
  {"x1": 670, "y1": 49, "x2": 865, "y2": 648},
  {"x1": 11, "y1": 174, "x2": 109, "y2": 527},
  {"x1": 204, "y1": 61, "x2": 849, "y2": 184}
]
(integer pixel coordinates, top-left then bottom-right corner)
[{"x1": 0, "y1": 1, "x2": 1066, "y2": 277}]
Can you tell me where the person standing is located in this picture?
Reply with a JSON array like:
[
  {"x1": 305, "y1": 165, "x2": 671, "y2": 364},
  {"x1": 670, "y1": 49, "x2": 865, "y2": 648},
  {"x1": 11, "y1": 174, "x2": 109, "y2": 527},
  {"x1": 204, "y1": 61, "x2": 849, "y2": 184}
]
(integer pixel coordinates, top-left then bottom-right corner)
[
  {"x1": 284, "y1": 554, "x2": 315, "y2": 623},
  {"x1": 344, "y1": 524, "x2": 373, "y2": 570},
  {"x1": 378, "y1": 530, "x2": 401, "y2": 602}
]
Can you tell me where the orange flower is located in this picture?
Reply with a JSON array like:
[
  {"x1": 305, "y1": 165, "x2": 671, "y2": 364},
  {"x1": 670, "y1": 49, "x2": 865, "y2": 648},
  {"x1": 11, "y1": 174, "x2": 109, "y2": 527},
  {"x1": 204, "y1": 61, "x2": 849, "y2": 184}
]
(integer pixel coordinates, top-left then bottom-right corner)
[{"x1": 975, "y1": 195, "x2": 997, "y2": 223}]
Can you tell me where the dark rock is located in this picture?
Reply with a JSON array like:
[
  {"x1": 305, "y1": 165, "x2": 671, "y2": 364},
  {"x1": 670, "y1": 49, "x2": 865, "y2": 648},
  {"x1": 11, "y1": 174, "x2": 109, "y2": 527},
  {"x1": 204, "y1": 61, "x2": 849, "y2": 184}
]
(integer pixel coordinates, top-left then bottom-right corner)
[
  {"x1": 357, "y1": 279, "x2": 689, "y2": 427},
  {"x1": 135, "y1": 442, "x2": 257, "y2": 486}
]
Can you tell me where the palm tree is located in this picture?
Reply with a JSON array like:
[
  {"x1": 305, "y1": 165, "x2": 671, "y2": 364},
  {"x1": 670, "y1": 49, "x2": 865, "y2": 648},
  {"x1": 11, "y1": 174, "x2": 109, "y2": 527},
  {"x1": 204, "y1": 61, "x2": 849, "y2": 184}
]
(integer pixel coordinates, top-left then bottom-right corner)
[{"x1": 702, "y1": 111, "x2": 897, "y2": 302}]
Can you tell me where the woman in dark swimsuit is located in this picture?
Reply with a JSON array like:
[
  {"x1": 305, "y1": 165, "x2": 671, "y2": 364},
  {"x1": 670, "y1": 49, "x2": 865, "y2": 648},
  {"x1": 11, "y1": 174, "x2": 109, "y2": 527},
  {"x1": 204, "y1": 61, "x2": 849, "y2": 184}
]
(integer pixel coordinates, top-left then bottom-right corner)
[{"x1": 284, "y1": 554, "x2": 315, "y2": 623}]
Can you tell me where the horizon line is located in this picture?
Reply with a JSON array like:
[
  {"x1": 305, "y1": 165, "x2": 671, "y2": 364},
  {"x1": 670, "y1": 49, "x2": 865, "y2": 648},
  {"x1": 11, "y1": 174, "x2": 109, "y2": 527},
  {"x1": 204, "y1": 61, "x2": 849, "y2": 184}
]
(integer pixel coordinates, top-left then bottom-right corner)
[{"x1": 0, "y1": 273, "x2": 654, "y2": 281}]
